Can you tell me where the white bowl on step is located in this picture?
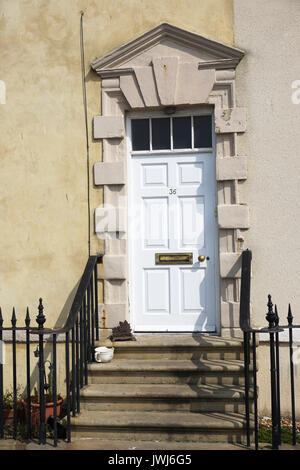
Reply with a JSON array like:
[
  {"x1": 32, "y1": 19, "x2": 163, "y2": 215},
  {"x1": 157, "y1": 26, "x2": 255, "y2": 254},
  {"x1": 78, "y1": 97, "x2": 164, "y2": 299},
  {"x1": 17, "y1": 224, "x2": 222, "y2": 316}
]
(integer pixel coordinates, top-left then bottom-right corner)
[{"x1": 94, "y1": 346, "x2": 114, "y2": 363}]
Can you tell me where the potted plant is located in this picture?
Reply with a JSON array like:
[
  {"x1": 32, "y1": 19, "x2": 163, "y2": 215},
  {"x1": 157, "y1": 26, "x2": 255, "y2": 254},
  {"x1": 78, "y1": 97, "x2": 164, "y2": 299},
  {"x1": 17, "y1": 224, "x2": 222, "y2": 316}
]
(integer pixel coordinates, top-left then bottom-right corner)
[
  {"x1": 22, "y1": 362, "x2": 63, "y2": 431},
  {"x1": 2, "y1": 389, "x2": 24, "y2": 425}
]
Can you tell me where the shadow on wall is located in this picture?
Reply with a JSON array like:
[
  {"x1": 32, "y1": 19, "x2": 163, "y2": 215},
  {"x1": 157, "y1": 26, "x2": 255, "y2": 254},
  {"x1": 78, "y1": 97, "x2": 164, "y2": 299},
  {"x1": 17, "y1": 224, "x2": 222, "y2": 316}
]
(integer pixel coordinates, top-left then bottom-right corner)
[{"x1": 53, "y1": 281, "x2": 80, "y2": 329}]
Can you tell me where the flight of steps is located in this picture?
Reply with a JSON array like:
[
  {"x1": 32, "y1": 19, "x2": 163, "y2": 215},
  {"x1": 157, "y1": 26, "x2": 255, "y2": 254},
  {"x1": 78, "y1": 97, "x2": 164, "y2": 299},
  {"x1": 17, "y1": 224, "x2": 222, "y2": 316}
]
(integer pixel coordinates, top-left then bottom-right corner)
[{"x1": 71, "y1": 335, "x2": 253, "y2": 447}]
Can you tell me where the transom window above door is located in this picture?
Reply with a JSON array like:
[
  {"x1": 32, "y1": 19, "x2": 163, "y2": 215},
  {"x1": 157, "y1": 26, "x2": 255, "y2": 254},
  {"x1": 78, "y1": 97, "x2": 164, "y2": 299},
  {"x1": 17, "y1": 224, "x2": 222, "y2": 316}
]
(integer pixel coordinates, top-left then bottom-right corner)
[{"x1": 130, "y1": 115, "x2": 212, "y2": 152}]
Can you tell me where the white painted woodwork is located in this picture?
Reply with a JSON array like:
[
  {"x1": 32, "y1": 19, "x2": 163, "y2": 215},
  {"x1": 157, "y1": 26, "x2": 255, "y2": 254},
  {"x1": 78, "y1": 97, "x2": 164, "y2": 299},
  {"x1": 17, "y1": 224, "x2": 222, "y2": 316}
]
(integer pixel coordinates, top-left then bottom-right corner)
[{"x1": 129, "y1": 150, "x2": 218, "y2": 332}]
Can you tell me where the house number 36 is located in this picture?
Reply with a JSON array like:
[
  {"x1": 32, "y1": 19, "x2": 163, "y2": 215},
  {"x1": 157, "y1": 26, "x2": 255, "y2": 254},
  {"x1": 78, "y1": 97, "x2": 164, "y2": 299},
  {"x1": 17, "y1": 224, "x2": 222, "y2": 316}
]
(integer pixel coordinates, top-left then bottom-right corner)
[{"x1": 169, "y1": 188, "x2": 176, "y2": 195}]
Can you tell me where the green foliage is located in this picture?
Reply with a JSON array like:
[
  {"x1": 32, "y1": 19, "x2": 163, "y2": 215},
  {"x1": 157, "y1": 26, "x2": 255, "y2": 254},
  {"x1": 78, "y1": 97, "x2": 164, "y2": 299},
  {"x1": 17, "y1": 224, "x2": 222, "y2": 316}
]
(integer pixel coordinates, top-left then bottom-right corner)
[
  {"x1": 3, "y1": 388, "x2": 23, "y2": 410},
  {"x1": 258, "y1": 427, "x2": 300, "y2": 444},
  {"x1": 30, "y1": 387, "x2": 39, "y2": 404}
]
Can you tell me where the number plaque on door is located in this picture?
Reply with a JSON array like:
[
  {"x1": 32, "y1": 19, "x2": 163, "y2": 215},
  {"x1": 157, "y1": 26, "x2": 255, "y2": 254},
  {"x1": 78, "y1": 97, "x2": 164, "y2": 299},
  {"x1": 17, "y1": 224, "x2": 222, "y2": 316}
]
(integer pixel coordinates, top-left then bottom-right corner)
[{"x1": 155, "y1": 253, "x2": 193, "y2": 265}]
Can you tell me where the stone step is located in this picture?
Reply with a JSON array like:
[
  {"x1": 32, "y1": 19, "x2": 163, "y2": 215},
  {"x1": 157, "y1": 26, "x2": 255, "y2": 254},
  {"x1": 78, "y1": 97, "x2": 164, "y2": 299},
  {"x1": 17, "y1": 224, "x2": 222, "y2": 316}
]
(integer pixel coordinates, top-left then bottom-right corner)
[
  {"x1": 80, "y1": 383, "x2": 253, "y2": 413},
  {"x1": 71, "y1": 410, "x2": 252, "y2": 443},
  {"x1": 88, "y1": 359, "x2": 251, "y2": 385},
  {"x1": 56, "y1": 438, "x2": 246, "y2": 450},
  {"x1": 109, "y1": 335, "x2": 244, "y2": 360}
]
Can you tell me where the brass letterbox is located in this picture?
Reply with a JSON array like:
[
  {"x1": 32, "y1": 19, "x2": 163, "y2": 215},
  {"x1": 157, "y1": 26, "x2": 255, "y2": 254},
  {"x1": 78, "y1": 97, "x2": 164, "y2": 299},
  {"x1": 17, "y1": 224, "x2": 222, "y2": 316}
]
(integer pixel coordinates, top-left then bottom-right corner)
[{"x1": 155, "y1": 253, "x2": 193, "y2": 265}]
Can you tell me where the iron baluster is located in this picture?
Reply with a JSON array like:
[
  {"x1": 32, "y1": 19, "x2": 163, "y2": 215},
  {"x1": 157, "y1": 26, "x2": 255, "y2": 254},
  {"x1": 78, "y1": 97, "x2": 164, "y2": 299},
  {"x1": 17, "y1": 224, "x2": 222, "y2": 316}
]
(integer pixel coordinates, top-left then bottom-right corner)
[
  {"x1": 87, "y1": 285, "x2": 91, "y2": 363},
  {"x1": 90, "y1": 278, "x2": 95, "y2": 362},
  {"x1": 11, "y1": 308, "x2": 17, "y2": 440},
  {"x1": 79, "y1": 305, "x2": 84, "y2": 388},
  {"x1": 71, "y1": 326, "x2": 76, "y2": 417},
  {"x1": 274, "y1": 305, "x2": 281, "y2": 444},
  {"x1": 83, "y1": 295, "x2": 88, "y2": 385},
  {"x1": 37, "y1": 298, "x2": 46, "y2": 444},
  {"x1": 287, "y1": 304, "x2": 296, "y2": 445},
  {"x1": 94, "y1": 263, "x2": 99, "y2": 341},
  {"x1": 25, "y1": 308, "x2": 31, "y2": 439},
  {"x1": 243, "y1": 330, "x2": 251, "y2": 447},
  {"x1": 75, "y1": 316, "x2": 80, "y2": 413},
  {"x1": 52, "y1": 334, "x2": 58, "y2": 447},
  {"x1": 266, "y1": 295, "x2": 280, "y2": 450},
  {"x1": 0, "y1": 308, "x2": 3, "y2": 439},
  {"x1": 269, "y1": 331, "x2": 279, "y2": 450},
  {"x1": 252, "y1": 332, "x2": 259, "y2": 450},
  {"x1": 65, "y1": 331, "x2": 71, "y2": 442}
]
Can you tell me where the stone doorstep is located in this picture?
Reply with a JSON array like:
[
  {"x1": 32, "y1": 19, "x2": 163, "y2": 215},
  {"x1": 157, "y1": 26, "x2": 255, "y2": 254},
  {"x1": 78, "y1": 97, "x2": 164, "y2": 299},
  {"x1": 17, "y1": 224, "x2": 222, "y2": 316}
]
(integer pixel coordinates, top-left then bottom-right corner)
[
  {"x1": 87, "y1": 358, "x2": 249, "y2": 373},
  {"x1": 79, "y1": 383, "x2": 252, "y2": 413},
  {"x1": 71, "y1": 409, "x2": 251, "y2": 429},
  {"x1": 95, "y1": 335, "x2": 244, "y2": 360},
  {"x1": 7, "y1": 439, "x2": 300, "y2": 451},
  {"x1": 80, "y1": 383, "x2": 250, "y2": 400},
  {"x1": 87, "y1": 358, "x2": 252, "y2": 386},
  {"x1": 105, "y1": 334, "x2": 243, "y2": 349},
  {"x1": 24, "y1": 439, "x2": 249, "y2": 450},
  {"x1": 70, "y1": 409, "x2": 253, "y2": 443}
]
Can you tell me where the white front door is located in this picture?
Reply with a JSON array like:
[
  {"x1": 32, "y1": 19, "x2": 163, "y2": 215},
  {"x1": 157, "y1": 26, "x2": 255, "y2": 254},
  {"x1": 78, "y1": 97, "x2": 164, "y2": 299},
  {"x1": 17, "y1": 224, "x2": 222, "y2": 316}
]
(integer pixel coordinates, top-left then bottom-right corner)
[{"x1": 128, "y1": 114, "x2": 218, "y2": 332}]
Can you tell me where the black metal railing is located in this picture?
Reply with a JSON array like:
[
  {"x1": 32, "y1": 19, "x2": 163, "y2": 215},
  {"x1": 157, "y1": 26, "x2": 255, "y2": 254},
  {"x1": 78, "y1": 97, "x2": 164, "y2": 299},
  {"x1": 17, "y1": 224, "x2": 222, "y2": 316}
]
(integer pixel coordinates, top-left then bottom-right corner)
[
  {"x1": 0, "y1": 253, "x2": 103, "y2": 445},
  {"x1": 240, "y1": 249, "x2": 298, "y2": 450}
]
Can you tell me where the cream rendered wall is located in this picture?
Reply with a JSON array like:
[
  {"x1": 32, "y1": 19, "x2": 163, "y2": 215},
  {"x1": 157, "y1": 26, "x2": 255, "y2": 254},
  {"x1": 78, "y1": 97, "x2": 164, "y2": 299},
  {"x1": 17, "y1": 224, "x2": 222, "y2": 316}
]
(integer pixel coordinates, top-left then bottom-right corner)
[
  {"x1": 0, "y1": 0, "x2": 233, "y2": 328},
  {"x1": 3, "y1": 341, "x2": 67, "y2": 398},
  {"x1": 235, "y1": 0, "x2": 300, "y2": 326},
  {"x1": 257, "y1": 344, "x2": 300, "y2": 419},
  {"x1": 234, "y1": 0, "x2": 300, "y2": 416}
]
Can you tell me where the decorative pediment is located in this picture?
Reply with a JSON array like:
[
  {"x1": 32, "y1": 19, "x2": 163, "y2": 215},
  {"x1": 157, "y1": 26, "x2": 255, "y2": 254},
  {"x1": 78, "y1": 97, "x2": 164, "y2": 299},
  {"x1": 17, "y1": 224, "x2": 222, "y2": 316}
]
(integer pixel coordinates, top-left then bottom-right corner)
[
  {"x1": 91, "y1": 23, "x2": 244, "y2": 75},
  {"x1": 91, "y1": 23, "x2": 244, "y2": 109}
]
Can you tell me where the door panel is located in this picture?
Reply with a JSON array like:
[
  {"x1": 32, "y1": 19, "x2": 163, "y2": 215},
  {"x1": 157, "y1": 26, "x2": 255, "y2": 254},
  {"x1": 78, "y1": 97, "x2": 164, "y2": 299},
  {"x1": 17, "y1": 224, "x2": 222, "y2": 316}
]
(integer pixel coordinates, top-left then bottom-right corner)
[
  {"x1": 180, "y1": 267, "x2": 206, "y2": 313},
  {"x1": 144, "y1": 269, "x2": 170, "y2": 313},
  {"x1": 178, "y1": 196, "x2": 204, "y2": 247},
  {"x1": 143, "y1": 197, "x2": 169, "y2": 248},
  {"x1": 142, "y1": 163, "x2": 168, "y2": 186},
  {"x1": 178, "y1": 162, "x2": 203, "y2": 185}
]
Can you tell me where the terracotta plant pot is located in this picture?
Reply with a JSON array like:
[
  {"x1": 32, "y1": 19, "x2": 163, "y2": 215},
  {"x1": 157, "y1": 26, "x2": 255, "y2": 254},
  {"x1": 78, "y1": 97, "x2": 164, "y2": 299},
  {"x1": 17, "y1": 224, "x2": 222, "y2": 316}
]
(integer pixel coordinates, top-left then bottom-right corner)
[
  {"x1": 3, "y1": 406, "x2": 24, "y2": 425},
  {"x1": 22, "y1": 396, "x2": 63, "y2": 431},
  {"x1": 3, "y1": 408, "x2": 15, "y2": 425}
]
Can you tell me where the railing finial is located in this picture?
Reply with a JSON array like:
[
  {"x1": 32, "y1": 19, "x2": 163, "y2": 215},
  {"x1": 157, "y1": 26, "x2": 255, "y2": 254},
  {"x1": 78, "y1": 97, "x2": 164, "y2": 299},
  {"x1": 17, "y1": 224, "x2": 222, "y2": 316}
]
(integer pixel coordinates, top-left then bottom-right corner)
[
  {"x1": 266, "y1": 294, "x2": 276, "y2": 328},
  {"x1": 274, "y1": 305, "x2": 279, "y2": 327},
  {"x1": 25, "y1": 307, "x2": 30, "y2": 327},
  {"x1": 11, "y1": 307, "x2": 17, "y2": 327},
  {"x1": 36, "y1": 298, "x2": 46, "y2": 329},
  {"x1": 287, "y1": 303, "x2": 293, "y2": 326}
]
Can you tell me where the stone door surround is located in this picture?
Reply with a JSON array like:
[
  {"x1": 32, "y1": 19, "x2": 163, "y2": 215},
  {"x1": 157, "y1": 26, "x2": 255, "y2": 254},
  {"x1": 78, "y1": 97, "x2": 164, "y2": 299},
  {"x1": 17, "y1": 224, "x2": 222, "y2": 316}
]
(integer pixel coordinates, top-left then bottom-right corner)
[{"x1": 91, "y1": 23, "x2": 247, "y2": 338}]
